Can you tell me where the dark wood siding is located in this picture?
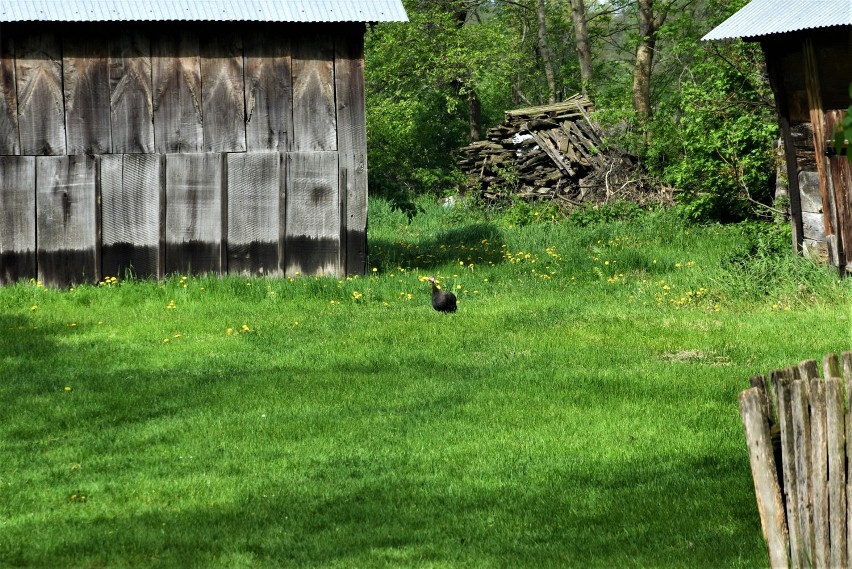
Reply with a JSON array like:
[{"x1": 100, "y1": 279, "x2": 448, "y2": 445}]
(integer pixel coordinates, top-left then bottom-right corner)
[
  {"x1": 153, "y1": 29, "x2": 203, "y2": 153},
  {"x1": 227, "y1": 152, "x2": 281, "y2": 275},
  {"x1": 0, "y1": 33, "x2": 19, "y2": 155},
  {"x1": 15, "y1": 30, "x2": 65, "y2": 155},
  {"x1": 36, "y1": 155, "x2": 97, "y2": 286},
  {"x1": 165, "y1": 153, "x2": 223, "y2": 275},
  {"x1": 201, "y1": 31, "x2": 246, "y2": 152},
  {"x1": 285, "y1": 151, "x2": 339, "y2": 276},
  {"x1": 291, "y1": 28, "x2": 336, "y2": 152},
  {"x1": 0, "y1": 22, "x2": 369, "y2": 286},
  {"x1": 101, "y1": 153, "x2": 162, "y2": 278},
  {"x1": 244, "y1": 26, "x2": 292, "y2": 152},
  {"x1": 0, "y1": 156, "x2": 36, "y2": 283},
  {"x1": 109, "y1": 32, "x2": 155, "y2": 154},
  {"x1": 64, "y1": 29, "x2": 112, "y2": 155}
]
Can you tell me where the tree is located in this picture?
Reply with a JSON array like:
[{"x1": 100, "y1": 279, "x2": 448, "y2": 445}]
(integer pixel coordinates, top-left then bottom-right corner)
[
  {"x1": 535, "y1": 0, "x2": 558, "y2": 103},
  {"x1": 569, "y1": 0, "x2": 594, "y2": 95}
]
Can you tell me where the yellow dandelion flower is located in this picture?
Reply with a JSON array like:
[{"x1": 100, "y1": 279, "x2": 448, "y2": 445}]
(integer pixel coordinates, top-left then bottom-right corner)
[
  {"x1": 241, "y1": 324, "x2": 250, "y2": 332},
  {"x1": 31, "y1": 305, "x2": 38, "y2": 311},
  {"x1": 227, "y1": 327, "x2": 234, "y2": 336},
  {"x1": 64, "y1": 386, "x2": 72, "y2": 392}
]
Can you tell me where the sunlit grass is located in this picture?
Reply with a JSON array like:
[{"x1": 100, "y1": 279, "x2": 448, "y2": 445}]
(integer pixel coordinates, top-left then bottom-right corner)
[{"x1": 1, "y1": 197, "x2": 850, "y2": 567}]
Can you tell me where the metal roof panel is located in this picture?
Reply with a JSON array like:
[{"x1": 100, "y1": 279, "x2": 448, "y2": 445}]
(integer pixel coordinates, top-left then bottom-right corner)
[
  {"x1": 0, "y1": 0, "x2": 408, "y2": 22},
  {"x1": 703, "y1": 0, "x2": 852, "y2": 40}
]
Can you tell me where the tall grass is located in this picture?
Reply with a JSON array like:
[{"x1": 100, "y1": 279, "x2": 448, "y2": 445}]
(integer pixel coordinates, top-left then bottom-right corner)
[{"x1": 1, "y1": 197, "x2": 850, "y2": 568}]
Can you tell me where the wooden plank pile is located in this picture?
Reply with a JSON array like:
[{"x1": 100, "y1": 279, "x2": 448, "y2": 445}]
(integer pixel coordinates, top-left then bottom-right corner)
[
  {"x1": 740, "y1": 351, "x2": 852, "y2": 568},
  {"x1": 458, "y1": 94, "x2": 654, "y2": 206}
]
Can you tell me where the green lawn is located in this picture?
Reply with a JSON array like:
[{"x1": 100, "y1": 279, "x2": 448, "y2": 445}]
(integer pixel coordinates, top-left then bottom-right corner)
[{"x1": 1, "y1": 198, "x2": 850, "y2": 567}]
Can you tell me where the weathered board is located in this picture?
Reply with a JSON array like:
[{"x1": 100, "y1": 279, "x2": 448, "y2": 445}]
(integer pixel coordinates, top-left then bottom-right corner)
[
  {"x1": 244, "y1": 26, "x2": 292, "y2": 152},
  {"x1": 64, "y1": 30, "x2": 113, "y2": 155},
  {"x1": 15, "y1": 30, "x2": 66, "y2": 155},
  {"x1": 165, "y1": 153, "x2": 222, "y2": 275},
  {"x1": 152, "y1": 29, "x2": 202, "y2": 153},
  {"x1": 109, "y1": 32, "x2": 155, "y2": 154},
  {"x1": 291, "y1": 29, "x2": 336, "y2": 152},
  {"x1": 101, "y1": 154, "x2": 162, "y2": 278},
  {"x1": 35, "y1": 155, "x2": 97, "y2": 286},
  {"x1": 0, "y1": 32, "x2": 19, "y2": 154},
  {"x1": 826, "y1": 111, "x2": 852, "y2": 271},
  {"x1": 201, "y1": 32, "x2": 246, "y2": 152},
  {"x1": 0, "y1": 156, "x2": 36, "y2": 283},
  {"x1": 335, "y1": 26, "x2": 367, "y2": 275},
  {"x1": 226, "y1": 152, "x2": 282, "y2": 275},
  {"x1": 285, "y1": 151, "x2": 339, "y2": 276}
]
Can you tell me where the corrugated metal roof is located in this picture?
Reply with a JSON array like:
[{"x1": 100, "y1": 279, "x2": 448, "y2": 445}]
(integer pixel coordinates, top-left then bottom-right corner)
[
  {"x1": 0, "y1": 0, "x2": 408, "y2": 22},
  {"x1": 703, "y1": 0, "x2": 852, "y2": 41}
]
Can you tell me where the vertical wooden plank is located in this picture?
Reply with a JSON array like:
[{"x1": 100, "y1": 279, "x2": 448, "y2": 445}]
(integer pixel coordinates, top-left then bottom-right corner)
[
  {"x1": 165, "y1": 153, "x2": 222, "y2": 275},
  {"x1": 244, "y1": 26, "x2": 292, "y2": 152},
  {"x1": 825, "y1": 377, "x2": 847, "y2": 569},
  {"x1": 201, "y1": 31, "x2": 246, "y2": 152},
  {"x1": 791, "y1": 378, "x2": 815, "y2": 565},
  {"x1": 36, "y1": 155, "x2": 97, "y2": 287},
  {"x1": 285, "y1": 151, "x2": 339, "y2": 276},
  {"x1": 152, "y1": 28, "x2": 202, "y2": 153},
  {"x1": 842, "y1": 351, "x2": 852, "y2": 381},
  {"x1": 774, "y1": 370, "x2": 804, "y2": 568},
  {"x1": 800, "y1": 359, "x2": 819, "y2": 381},
  {"x1": 810, "y1": 378, "x2": 830, "y2": 568},
  {"x1": 15, "y1": 29, "x2": 65, "y2": 155},
  {"x1": 0, "y1": 156, "x2": 36, "y2": 283},
  {"x1": 803, "y1": 38, "x2": 843, "y2": 268},
  {"x1": 101, "y1": 154, "x2": 161, "y2": 279},
  {"x1": 740, "y1": 388, "x2": 790, "y2": 569},
  {"x1": 0, "y1": 31, "x2": 19, "y2": 154},
  {"x1": 109, "y1": 31, "x2": 154, "y2": 154},
  {"x1": 824, "y1": 353, "x2": 841, "y2": 381},
  {"x1": 335, "y1": 25, "x2": 368, "y2": 276},
  {"x1": 226, "y1": 152, "x2": 281, "y2": 275},
  {"x1": 63, "y1": 29, "x2": 112, "y2": 155},
  {"x1": 826, "y1": 111, "x2": 852, "y2": 272},
  {"x1": 291, "y1": 28, "x2": 336, "y2": 152}
]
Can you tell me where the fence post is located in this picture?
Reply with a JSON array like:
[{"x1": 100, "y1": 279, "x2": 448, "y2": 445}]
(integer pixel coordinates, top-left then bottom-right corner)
[{"x1": 740, "y1": 387, "x2": 790, "y2": 568}]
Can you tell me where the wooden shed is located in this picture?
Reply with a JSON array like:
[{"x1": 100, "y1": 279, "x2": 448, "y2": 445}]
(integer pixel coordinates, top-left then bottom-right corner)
[
  {"x1": 0, "y1": 0, "x2": 408, "y2": 287},
  {"x1": 704, "y1": 0, "x2": 852, "y2": 274}
]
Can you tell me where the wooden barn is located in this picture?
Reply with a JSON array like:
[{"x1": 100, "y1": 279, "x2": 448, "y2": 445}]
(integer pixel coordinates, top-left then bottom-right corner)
[
  {"x1": 704, "y1": 0, "x2": 852, "y2": 274},
  {"x1": 0, "y1": 0, "x2": 408, "y2": 287}
]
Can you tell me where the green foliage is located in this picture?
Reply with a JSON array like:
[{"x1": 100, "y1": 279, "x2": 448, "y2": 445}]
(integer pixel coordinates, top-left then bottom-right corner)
[
  {"x1": 832, "y1": 83, "x2": 852, "y2": 162},
  {"x1": 651, "y1": 41, "x2": 778, "y2": 222},
  {"x1": 567, "y1": 200, "x2": 648, "y2": 227}
]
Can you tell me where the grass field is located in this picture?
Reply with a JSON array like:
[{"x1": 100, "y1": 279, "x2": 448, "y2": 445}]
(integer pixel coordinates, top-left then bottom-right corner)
[{"x1": 1, "y1": 197, "x2": 850, "y2": 568}]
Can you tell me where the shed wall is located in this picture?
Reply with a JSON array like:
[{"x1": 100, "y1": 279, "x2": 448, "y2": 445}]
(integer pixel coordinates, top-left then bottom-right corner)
[{"x1": 0, "y1": 21, "x2": 368, "y2": 286}]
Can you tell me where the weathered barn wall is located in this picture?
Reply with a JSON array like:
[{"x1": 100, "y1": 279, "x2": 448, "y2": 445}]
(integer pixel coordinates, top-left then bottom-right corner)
[
  {"x1": 0, "y1": 22, "x2": 368, "y2": 286},
  {"x1": 763, "y1": 27, "x2": 852, "y2": 272}
]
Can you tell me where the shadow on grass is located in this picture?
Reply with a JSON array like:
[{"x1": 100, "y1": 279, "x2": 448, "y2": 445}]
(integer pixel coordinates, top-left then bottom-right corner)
[
  {"x1": 5, "y1": 445, "x2": 763, "y2": 568},
  {"x1": 370, "y1": 222, "x2": 506, "y2": 271}
]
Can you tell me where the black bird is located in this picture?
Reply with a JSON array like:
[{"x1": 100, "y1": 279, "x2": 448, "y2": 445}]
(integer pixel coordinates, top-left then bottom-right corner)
[{"x1": 428, "y1": 277, "x2": 457, "y2": 313}]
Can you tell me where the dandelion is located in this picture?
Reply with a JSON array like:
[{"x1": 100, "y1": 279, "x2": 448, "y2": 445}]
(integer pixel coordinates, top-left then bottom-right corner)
[
  {"x1": 352, "y1": 291, "x2": 363, "y2": 300},
  {"x1": 241, "y1": 324, "x2": 250, "y2": 332},
  {"x1": 163, "y1": 338, "x2": 171, "y2": 343},
  {"x1": 31, "y1": 305, "x2": 38, "y2": 311},
  {"x1": 227, "y1": 327, "x2": 234, "y2": 336},
  {"x1": 64, "y1": 386, "x2": 72, "y2": 392},
  {"x1": 173, "y1": 333, "x2": 182, "y2": 338},
  {"x1": 166, "y1": 300, "x2": 176, "y2": 310},
  {"x1": 372, "y1": 267, "x2": 378, "y2": 273},
  {"x1": 68, "y1": 323, "x2": 77, "y2": 327}
]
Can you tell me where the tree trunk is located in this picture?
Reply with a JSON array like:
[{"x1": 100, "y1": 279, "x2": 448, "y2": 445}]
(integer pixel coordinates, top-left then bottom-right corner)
[
  {"x1": 535, "y1": 0, "x2": 557, "y2": 103},
  {"x1": 570, "y1": 0, "x2": 594, "y2": 96},
  {"x1": 632, "y1": 0, "x2": 658, "y2": 121},
  {"x1": 468, "y1": 89, "x2": 482, "y2": 142}
]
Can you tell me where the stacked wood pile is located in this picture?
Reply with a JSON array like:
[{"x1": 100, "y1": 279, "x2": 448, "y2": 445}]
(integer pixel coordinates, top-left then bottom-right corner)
[
  {"x1": 740, "y1": 351, "x2": 852, "y2": 568},
  {"x1": 457, "y1": 94, "x2": 663, "y2": 207}
]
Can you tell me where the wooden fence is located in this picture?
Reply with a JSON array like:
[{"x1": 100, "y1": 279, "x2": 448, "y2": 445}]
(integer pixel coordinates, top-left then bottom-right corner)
[{"x1": 740, "y1": 351, "x2": 852, "y2": 568}]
